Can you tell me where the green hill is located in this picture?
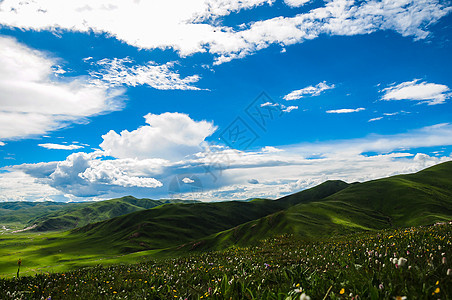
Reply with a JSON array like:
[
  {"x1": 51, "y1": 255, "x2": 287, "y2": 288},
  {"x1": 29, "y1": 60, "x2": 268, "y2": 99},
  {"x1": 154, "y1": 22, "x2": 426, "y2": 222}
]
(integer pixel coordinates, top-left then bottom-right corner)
[
  {"x1": 1, "y1": 162, "x2": 452, "y2": 277},
  {"x1": 71, "y1": 162, "x2": 452, "y2": 254},
  {"x1": 72, "y1": 180, "x2": 349, "y2": 253},
  {"x1": 0, "y1": 201, "x2": 83, "y2": 231},
  {"x1": 28, "y1": 196, "x2": 200, "y2": 231},
  {"x1": 176, "y1": 161, "x2": 452, "y2": 252}
]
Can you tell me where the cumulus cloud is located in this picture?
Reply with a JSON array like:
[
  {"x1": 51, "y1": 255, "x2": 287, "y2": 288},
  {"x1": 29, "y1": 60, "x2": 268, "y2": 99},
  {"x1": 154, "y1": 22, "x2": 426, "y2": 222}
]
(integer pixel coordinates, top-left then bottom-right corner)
[
  {"x1": 89, "y1": 57, "x2": 202, "y2": 90},
  {"x1": 0, "y1": 0, "x2": 449, "y2": 63},
  {"x1": 283, "y1": 82, "x2": 335, "y2": 100},
  {"x1": 0, "y1": 169, "x2": 66, "y2": 202},
  {"x1": 0, "y1": 142, "x2": 5, "y2": 146},
  {"x1": 381, "y1": 79, "x2": 451, "y2": 105},
  {"x1": 326, "y1": 108, "x2": 365, "y2": 114},
  {"x1": 16, "y1": 151, "x2": 165, "y2": 197},
  {"x1": 100, "y1": 112, "x2": 217, "y2": 160},
  {"x1": 38, "y1": 143, "x2": 84, "y2": 150},
  {"x1": 80, "y1": 160, "x2": 163, "y2": 188},
  {"x1": 0, "y1": 36, "x2": 124, "y2": 140},
  {"x1": 8, "y1": 123, "x2": 452, "y2": 200}
]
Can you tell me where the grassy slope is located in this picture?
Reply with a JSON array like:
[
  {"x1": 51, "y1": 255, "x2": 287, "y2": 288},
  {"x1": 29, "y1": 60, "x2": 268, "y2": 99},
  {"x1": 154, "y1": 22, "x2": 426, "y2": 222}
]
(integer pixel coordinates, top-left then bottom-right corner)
[
  {"x1": 2, "y1": 162, "x2": 452, "y2": 276},
  {"x1": 0, "y1": 202, "x2": 84, "y2": 232},
  {"x1": 176, "y1": 161, "x2": 452, "y2": 252},
  {"x1": 0, "y1": 181, "x2": 348, "y2": 276},
  {"x1": 71, "y1": 180, "x2": 349, "y2": 253},
  {"x1": 28, "y1": 196, "x2": 199, "y2": 231}
]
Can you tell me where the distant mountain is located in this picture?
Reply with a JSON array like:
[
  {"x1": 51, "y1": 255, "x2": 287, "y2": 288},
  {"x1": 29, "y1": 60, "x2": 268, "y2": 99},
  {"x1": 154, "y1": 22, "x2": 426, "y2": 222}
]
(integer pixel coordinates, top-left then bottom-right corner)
[
  {"x1": 0, "y1": 201, "x2": 81, "y2": 225},
  {"x1": 72, "y1": 162, "x2": 452, "y2": 254},
  {"x1": 28, "y1": 196, "x2": 200, "y2": 231}
]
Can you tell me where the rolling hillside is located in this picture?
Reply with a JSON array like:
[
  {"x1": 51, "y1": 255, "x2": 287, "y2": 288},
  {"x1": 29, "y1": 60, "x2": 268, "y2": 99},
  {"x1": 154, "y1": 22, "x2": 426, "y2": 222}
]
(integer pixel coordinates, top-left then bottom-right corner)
[
  {"x1": 72, "y1": 180, "x2": 349, "y2": 252},
  {"x1": 71, "y1": 162, "x2": 452, "y2": 254},
  {"x1": 177, "y1": 161, "x2": 452, "y2": 252},
  {"x1": 28, "y1": 196, "x2": 200, "y2": 231},
  {"x1": 0, "y1": 201, "x2": 83, "y2": 231}
]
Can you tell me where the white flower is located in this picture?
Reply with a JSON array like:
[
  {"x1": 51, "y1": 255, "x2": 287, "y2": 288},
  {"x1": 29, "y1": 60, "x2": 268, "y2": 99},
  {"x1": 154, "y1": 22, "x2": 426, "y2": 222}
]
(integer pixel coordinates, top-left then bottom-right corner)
[
  {"x1": 300, "y1": 293, "x2": 311, "y2": 300},
  {"x1": 398, "y1": 257, "x2": 407, "y2": 267}
]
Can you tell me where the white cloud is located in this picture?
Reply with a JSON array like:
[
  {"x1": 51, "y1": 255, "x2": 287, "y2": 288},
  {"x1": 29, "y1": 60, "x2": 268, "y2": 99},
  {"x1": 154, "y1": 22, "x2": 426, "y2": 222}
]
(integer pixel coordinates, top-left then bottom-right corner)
[
  {"x1": 15, "y1": 151, "x2": 165, "y2": 197},
  {"x1": 38, "y1": 143, "x2": 84, "y2": 150},
  {"x1": 0, "y1": 36, "x2": 124, "y2": 140},
  {"x1": 368, "y1": 117, "x2": 383, "y2": 122},
  {"x1": 326, "y1": 107, "x2": 365, "y2": 114},
  {"x1": 261, "y1": 146, "x2": 284, "y2": 153},
  {"x1": 0, "y1": 0, "x2": 449, "y2": 63},
  {"x1": 89, "y1": 57, "x2": 202, "y2": 90},
  {"x1": 100, "y1": 112, "x2": 217, "y2": 160},
  {"x1": 283, "y1": 81, "x2": 335, "y2": 100},
  {"x1": 0, "y1": 169, "x2": 66, "y2": 202},
  {"x1": 381, "y1": 79, "x2": 451, "y2": 105},
  {"x1": 282, "y1": 105, "x2": 299, "y2": 113},
  {"x1": 0, "y1": 142, "x2": 5, "y2": 146},
  {"x1": 80, "y1": 160, "x2": 163, "y2": 188},
  {"x1": 182, "y1": 177, "x2": 195, "y2": 184},
  {"x1": 284, "y1": 0, "x2": 310, "y2": 8},
  {"x1": 8, "y1": 123, "x2": 452, "y2": 201}
]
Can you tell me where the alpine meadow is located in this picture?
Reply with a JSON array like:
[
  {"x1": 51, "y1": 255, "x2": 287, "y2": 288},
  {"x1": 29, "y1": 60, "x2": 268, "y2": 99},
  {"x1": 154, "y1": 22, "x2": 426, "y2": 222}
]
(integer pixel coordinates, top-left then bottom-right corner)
[{"x1": 1, "y1": 0, "x2": 452, "y2": 299}]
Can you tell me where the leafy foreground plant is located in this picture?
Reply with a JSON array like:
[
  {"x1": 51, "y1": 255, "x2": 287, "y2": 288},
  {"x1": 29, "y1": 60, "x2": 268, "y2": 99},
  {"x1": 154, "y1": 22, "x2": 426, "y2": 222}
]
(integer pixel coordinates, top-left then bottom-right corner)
[{"x1": 1, "y1": 223, "x2": 451, "y2": 299}]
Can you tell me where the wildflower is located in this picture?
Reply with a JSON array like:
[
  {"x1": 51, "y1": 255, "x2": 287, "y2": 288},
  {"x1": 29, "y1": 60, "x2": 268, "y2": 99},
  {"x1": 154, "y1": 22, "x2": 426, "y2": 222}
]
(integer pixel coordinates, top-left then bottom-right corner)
[
  {"x1": 398, "y1": 257, "x2": 407, "y2": 267},
  {"x1": 378, "y1": 283, "x2": 384, "y2": 290},
  {"x1": 435, "y1": 287, "x2": 440, "y2": 294},
  {"x1": 442, "y1": 257, "x2": 446, "y2": 264},
  {"x1": 394, "y1": 297, "x2": 407, "y2": 300},
  {"x1": 299, "y1": 293, "x2": 311, "y2": 300},
  {"x1": 340, "y1": 288, "x2": 345, "y2": 294},
  {"x1": 447, "y1": 269, "x2": 452, "y2": 276}
]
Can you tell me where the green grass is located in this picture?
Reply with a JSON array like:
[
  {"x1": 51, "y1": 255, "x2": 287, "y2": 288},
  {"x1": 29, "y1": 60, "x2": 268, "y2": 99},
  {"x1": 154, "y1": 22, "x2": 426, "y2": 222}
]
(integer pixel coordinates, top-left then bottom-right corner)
[
  {"x1": 1, "y1": 223, "x2": 451, "y2": 299},
  {"x1": 172, "y1": 162, "x2": 452, "y2": 252},
  {"x1": 0, "y1": 196, "x2": 200, "y2": 232},
  {"x1": 1, "y1": 162, "x2": 452, "y2": 283}
]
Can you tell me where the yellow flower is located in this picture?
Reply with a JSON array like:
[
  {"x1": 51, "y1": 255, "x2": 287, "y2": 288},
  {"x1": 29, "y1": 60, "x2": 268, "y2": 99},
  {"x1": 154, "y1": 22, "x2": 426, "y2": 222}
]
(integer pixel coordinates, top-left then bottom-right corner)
[
  {"x1": 435, "y1": 287, "x2": 440, "y2": 294},
  {"x1": 340, "y1": 288, "x2": 345, "y2": 294}
]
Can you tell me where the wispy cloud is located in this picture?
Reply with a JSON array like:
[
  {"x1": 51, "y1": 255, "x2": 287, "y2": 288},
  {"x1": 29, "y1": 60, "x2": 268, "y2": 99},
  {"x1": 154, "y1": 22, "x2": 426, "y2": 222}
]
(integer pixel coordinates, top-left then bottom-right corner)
[
  {"x1": 368, "y1": 117, "x2": 383, "y2": 122},
  {"x1": 326, "y1": 108, "x2": 365, "y2": 114},
  {"x1": 381, "y1": 79, "x2": 451, "y2": 105},
  {"x1": 283, "y1": 82, "x2": 335, "y2": 100},
  {"x1": 284, "y1": 0, "x2": 310, "y2": 7},
  {"x1": 0, "y1": 36, "x2": 124, "y2": 140},
  {"x1": 38, "y1": 143, "x2": 84, "y2": 150},
  {"x1": 89, "y1": 58, "x2": 202, "y2": 90},
  {"x1": 0, "y1": 0, "x2": 449, "y2": 63}
]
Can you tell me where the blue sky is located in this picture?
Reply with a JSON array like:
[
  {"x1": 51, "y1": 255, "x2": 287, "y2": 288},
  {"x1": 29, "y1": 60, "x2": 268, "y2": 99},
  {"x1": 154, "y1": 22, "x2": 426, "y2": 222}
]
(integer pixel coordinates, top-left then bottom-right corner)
[{"x1": 0, "y1": 0, "x2": 451, "y2": 202}]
